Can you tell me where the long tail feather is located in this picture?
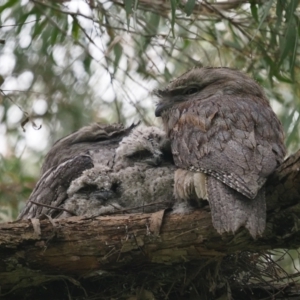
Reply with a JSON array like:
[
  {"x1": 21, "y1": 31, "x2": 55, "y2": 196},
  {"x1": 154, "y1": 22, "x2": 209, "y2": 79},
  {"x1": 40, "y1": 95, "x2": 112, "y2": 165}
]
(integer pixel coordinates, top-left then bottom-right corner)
[{"x1": 206, "y1": 176, "x2": 266, "y2": 238}]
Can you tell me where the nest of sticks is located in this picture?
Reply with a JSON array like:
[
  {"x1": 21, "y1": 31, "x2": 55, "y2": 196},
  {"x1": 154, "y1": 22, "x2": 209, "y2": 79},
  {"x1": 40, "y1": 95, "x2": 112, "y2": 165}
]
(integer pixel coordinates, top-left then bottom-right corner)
[{"x1": 4, "y1": 249, "x2": 300, "y2": 300}]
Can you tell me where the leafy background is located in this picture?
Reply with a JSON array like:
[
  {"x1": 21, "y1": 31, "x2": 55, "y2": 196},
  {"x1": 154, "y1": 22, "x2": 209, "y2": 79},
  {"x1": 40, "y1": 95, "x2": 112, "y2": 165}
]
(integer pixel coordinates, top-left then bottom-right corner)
[{"x1": 0, "y1": 0, "x2": 299, "y2": 225}]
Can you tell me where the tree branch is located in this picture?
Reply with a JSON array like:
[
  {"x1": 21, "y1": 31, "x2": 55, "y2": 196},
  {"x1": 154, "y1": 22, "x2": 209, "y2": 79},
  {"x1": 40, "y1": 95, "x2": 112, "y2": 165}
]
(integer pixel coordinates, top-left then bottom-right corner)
[{"x1": 1, "y1": 149, "x2": 300, "y2": 296}]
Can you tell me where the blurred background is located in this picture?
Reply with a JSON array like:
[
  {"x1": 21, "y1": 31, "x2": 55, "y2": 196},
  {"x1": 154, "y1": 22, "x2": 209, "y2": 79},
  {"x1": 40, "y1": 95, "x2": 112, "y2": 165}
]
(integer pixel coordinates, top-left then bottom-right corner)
[{"x1": 0, "y1": 0, "x2": 299, "y2": 223}]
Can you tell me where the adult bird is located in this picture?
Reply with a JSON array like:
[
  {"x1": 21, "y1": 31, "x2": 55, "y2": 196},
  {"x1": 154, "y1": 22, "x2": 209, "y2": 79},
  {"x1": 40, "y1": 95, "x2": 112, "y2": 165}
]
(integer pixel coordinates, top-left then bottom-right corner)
[{"x1": 155, "y1": 67, "x2": 286, "y2": 238}]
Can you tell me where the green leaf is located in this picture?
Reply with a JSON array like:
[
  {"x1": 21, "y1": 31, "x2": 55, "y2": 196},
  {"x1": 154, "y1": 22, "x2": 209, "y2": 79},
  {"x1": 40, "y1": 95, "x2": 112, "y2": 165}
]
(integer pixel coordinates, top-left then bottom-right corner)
[
  {"x1": 59, "y1": 18, "x2": 69, "y2": 43},
  {"x1": 16, "y1": 12, "x2": 30, "y2": 34},
  {"x1": 32, "y1": 19, "x2": 47, "y2": 40},
  {"x1": 274, "y1": 72, "x2": 293, "y2": 84},
  {"x1": 16, "y1": 6, "x2": 42, "y2": 34},
  {"x1": 275, "y1": 0, "x2": 284, "y2": 28},
  {"x1": 289, "y1": 30, "x2": 298, "y2": 79},
  {"x1": 170, "y1": 0, "x2": 177, "y2": 37},
  {"x1": 71, "y1": 18, "x2": 80, "y2": 41},
  {"x1": 280, "y1": 0, "x2": 299, "y2": 79},
  {"x1": 164, "y1": 66, "x2": 172, "y2": 81},
  {"x1": 185, "y1": 0, "x2": 195, "y2": 16},
  {"x1": 148, "y1": 12, "x2": 160, "y2": 35},
  {"x1": 113, "y1": 43, "x2": 123, "y2": 74},
  {"x1": 124, "y1": 0, "x2": 133, "y2": 15},
  {"x1": 279, "y1": 5, "x2": 298, "y2": 69},
  {"x1": 251, "y1": 0, "x2": 273, "y2": 40},
  {"x1": 250, "y1": 3, "x2": 258, "y2": 22},
  {"x1": 0, "y1": 75, "x2": 4, "y2": 86},
  {"x1": 0, "y1": 0, "x2": 18, "y2": 13},
  {"x1": 223, "y1": 40, "x2": 242, "y2": 50},
  {"x1": 183, "y1": 38, "x2": 190, "y2": 49},
  {"x1": 50, "y1": 26, "x2": 60, "y2": 46},
  {"x1": 124, "y1": 0, "x2": 133, "y2": 29},
  {"x1": 136, "y1": 36, "x2": 146, "y2": 54},
  {"x1": 286, "y1": 110, "x2": 300, "y2": 147},
  {"x1": 83, "y1": 56, "x2": 92, "y2": 72}
]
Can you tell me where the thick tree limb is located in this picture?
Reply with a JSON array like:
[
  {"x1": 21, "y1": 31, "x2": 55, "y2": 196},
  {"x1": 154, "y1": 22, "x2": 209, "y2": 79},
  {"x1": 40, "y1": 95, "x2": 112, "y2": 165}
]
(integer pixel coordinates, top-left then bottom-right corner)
[{"x1": 1, "y1": 150, "x2": 300, "y2": 296}]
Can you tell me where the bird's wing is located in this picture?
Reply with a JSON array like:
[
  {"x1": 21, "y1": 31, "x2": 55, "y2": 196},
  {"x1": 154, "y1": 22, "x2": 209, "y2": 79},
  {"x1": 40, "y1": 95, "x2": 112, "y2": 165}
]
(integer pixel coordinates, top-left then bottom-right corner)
[
  {"x1": 171, "y1": 95, "x2": 285, "y2": 199},
  {"x1": 17, "y1": 155, "x2": 93, "y2": 219},
  {"x1": 206, "y1": 175, "x2": 266, "y2": 238},
  {"x1": 41, "y1": 123, "x2": 137, "y2": 174}
]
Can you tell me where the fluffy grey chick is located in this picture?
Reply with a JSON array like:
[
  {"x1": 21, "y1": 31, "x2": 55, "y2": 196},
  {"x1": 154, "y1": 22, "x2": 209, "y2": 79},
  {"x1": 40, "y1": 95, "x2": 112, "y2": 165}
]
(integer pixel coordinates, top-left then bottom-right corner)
[
  {"x1": 18, "y1": 123, "x2": 136, "y2": 219},
  {"x1": 18, "y1": 124, "x2": 175, "y2": 219},
  {"x1": 61, "y1": 126, "x2": 175, "y2": 218}
]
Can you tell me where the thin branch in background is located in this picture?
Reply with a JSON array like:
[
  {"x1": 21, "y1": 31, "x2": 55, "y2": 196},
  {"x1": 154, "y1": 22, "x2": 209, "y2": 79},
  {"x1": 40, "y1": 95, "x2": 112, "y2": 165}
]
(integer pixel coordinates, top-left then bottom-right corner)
[
  {"x1": 103, "y1": 201, "x2": 166, "y2": 215},
  {"x1": 30, "y1": 200, "x2": 77, "y2": 216},
  {"x1": 0, "y1": 90, "x2": 29, "y2": 116},
  {"x1": 32, "y1": 1, "x2": 103, "y2": 65},
  {"x1": 1, "y1": 89, "x2": 49, "y2": 95},
  {"x1": 0, "y1": 19, "x2": 40, "y2": 28}
]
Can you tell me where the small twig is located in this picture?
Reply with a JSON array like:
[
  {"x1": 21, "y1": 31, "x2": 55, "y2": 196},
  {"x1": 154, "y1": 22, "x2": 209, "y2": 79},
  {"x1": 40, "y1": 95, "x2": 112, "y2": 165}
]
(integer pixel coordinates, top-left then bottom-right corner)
[
  {"x1": 29, "y1": 200, "x2": 77, "y2": 216},
  {"x1": 0, "y1": 90, "x2": 43, "y2": 131},
  {"x1": 105, "y1": 201, "x2": 167, "y2": 215},
  {"x1": 0, "y1": 19, "x2": 40, "y2": 28},
  {"x1": 109, "y1": 203, "x2": 123, "y2": 211},
  {"x1": 30, "y1": 201, "x2": 166, "y2": 217},
  {"x1": 0, "y1": 90, "x2": 29, "y2": 118},
  {"x1": 1, "y1": 89, "x2": 49, "y2": 95}
]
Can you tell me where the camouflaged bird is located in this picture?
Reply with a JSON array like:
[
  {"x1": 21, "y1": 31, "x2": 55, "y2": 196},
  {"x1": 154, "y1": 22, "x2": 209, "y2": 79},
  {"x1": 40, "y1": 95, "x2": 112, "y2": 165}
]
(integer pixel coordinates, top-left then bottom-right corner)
[
  {"x1": 155, "y1": 67, "x2": 286, "y2": 238},
  {"x1": 18, "y1": 124, "x2": 175, "y2": 220}
]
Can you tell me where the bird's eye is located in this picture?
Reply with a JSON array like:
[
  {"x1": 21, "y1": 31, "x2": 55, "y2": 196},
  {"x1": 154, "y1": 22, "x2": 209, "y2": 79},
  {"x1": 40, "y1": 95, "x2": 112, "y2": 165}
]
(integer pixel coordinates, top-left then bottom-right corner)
[{"x1": 184, "y1": 87, "x2": 199, "y2": 95}]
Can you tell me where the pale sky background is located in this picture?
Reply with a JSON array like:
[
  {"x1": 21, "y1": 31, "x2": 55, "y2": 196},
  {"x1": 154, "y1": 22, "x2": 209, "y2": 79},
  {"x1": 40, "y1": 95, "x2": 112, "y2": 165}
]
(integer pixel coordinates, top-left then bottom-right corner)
[{"x1": 0, "y1": 0, "x2": 172, "y2": 170}]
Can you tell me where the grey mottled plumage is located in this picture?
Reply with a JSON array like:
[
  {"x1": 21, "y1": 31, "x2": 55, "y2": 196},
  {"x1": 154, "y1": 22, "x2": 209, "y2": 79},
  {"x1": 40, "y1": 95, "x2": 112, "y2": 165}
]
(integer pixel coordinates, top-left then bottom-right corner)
[
  {"x1": 155, "y1": 67, "x2": 286, "y2": 238},
  {"x1": 18, "y1": 124, "x2": 175, "y2": 220}
]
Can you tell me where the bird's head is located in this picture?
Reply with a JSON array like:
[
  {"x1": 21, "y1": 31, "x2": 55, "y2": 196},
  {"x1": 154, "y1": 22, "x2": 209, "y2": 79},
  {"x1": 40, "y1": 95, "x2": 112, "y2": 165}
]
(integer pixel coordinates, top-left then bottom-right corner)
[
  {"x1": 114, "y1": 126, "x2": 174, "y2": 171},
  {"x1": 154, "y1": 67, "x2": 267, "y2": 118}
]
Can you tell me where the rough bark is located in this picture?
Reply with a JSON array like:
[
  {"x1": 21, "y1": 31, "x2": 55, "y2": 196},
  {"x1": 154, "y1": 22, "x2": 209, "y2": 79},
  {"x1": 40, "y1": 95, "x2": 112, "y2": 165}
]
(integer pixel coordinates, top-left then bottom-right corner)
[{"x1": 1, "y1": 149, "x2": 300, "y2": 297}]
